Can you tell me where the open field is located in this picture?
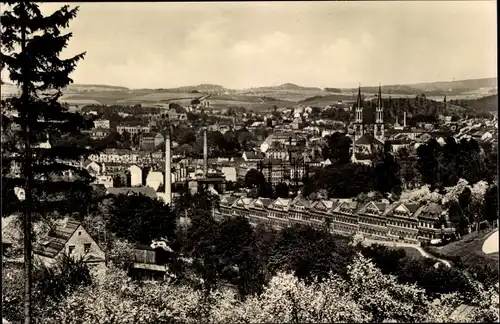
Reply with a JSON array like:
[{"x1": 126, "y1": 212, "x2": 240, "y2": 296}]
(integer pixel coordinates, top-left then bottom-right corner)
[
  {"x1": 238, "y1": 90, "x2": 328, "y2": 102},
  {"x1": 117, "y1": 92, "x2": 201, "y2": 104}
]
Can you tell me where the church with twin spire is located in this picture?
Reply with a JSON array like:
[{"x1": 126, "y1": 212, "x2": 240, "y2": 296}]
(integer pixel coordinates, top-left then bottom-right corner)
[{"x1": 351, "y1": 84, "x2": 386, "y2": 162}]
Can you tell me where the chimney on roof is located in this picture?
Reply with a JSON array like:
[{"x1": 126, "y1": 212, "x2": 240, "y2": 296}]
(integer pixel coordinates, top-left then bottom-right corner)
[{"x1": 164, "y1": 130, "x2": 172, "y2": 205}]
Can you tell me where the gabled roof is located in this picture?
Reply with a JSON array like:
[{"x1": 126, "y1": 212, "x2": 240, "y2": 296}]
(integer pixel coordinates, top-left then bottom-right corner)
[
  {"x1": 311, "y1": 199, "x2": 335, "y2": 213},
  {"x1": 269, "y1": 197, "x2": 291, "y2": 210},
  {"x1": 250, "y1": 197, "x2": 273, "y2": 209},
  {"x1": 414, "y1": 202, "x2": 443, "y2": 220},
  {"x1": 34, "y1": 219, "x2": 81, "y2": 258},
  {"x1": 360, "y1": 201, "x2": 388, "y2": 215},
  {"x1": 224, "y1": 196, "x2": 237, "y2": 206},
  {"x1": 389, "y1": 202, "x2": 420, "y2": 219},
  {"x1": 334, "y1": 200, "x2": 358, "y2": 213},
  {"x1": 233, "y1": 197, "x2": 254, "y2": 209},
  {"x1": 290, "y1": 196, "x2": 311, "y2": 209}
]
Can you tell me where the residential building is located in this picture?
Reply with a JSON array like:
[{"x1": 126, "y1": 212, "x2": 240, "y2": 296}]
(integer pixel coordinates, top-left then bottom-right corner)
[
  {"x1": 116, "y1": 125, "x2": 150, "y2": 135},
  {"x1": 140, "y1": 133, "x2": 164, "y2": 151},
  {"x1": 93, "y1": 119, "x2": 110, "y2": 129},
  {"x1": 88, "y1": 128, "x2": 111, "y2": 140},
  {"x1": 95, "y1": 175, "x2": 113, "y2": 188},
  {"x1": 34, "y1": 218, "x2": 106, "y2": 269},
  {"x1": 128, "y1": 165, "x2": 143, "y2": 187},
  {"x1": 221, "y1": 166, "x2": 237, "y2": 182},
  {"x1": 213, "y1": 196, "x2": 448, "y2": 244},
  {"x1": 88, "y1": 149, "x2": 139, "y2": 164}
]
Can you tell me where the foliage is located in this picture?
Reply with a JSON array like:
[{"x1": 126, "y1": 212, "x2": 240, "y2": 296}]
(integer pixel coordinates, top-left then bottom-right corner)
[
  {"x1": 1, "y1": 2, "x2": 99, "y2": 220},
  {"x1": 321, "y1": 132, "x2": 352, "y2": 164},
  {"x1": 311, "y1": 163, "x2": 377, "y2": 198},
  {"x1": 244, "y1": 168, "x2": 265, "y2": 189},
  {"x1": 417, "y1": 137, "x2": 490, "y2": 190},
  {"x1": 106, "y1": 193, "x2": 177, "y2": 245},
  {"x1": 373, "y1": 152, "x2": 402, "y2": 196},
  {"x1": 483, "y1": 185, "x2": 498, "y2": 224},
  {"x1": 268, "y1": 225, "x2": 355, "y2": 282},
  {"x1": 274, "y1": 182, "x2": 290, "y2": 198},
  {"x1": 3, "y1": 256, "x2": 93, "y2": 323},
  {"x1": 39, "y1": 253, "x2": 500, "y2": 323}
]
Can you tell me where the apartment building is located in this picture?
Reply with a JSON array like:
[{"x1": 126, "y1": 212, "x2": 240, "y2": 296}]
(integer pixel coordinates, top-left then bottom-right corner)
[
  {"x1": 213, "y1": 196, "x2": 447, "y2": 243},
  {"x1": 116, "y1": 125, "x2": 151, "y2": 135}
]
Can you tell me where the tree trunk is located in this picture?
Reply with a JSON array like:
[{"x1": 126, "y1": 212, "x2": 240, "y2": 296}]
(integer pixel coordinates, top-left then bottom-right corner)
[{"x1": 21, "y1": 5, "x2": 33, "y2": 323}]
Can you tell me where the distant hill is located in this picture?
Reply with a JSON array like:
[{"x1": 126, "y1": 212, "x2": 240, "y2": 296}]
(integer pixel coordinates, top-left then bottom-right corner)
[
  {"x1": 65, "y1": 84, "x2": 130, "y2": 92},
  {"x1": 245, "y1": 83, "x2": 322, "y2": 92},
  {"x1": 449, "y1": 94, "x2": 498, "y2": 115},
  {"x1": 408, "y1": 77, "x2": 497, "y2": 92},
  {"x1": 161, "y1": 84, "x2": 227, "y2": 93},
  {"x1": 342, "y1": 77, "x2": 498, "y2": 96}
]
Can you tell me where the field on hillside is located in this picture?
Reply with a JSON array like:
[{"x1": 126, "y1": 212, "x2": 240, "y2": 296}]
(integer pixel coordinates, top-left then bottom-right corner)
[
  {"x1": 117, "y1": 92, "x2": 201, "y2": 104},
  {"x1": 62, "y1": 92, "x2": 136, "y2": 105},
  {"x1": 239, "y1": 90, "x2": 327, "y2": 102}
]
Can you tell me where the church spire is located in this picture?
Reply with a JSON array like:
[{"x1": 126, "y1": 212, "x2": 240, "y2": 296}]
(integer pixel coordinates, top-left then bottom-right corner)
[
  {"x1": 377, "y1": 84, "x2": 383, "y2": 110},
  {"x1": 356, "y1": 84, "x2": 362, "y2": 111},
  {"x1": 354, "y1": 84, "x2": 364, "y2": 141},
  {"x1": 374, "y1": 83, "x2": 385, "y2": 141}
]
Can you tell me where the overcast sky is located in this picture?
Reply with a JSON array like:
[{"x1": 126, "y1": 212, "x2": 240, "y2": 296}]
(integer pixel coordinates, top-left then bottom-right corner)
[{"x1": 15, "y1": 2, "x2": 500, "y2": 88}]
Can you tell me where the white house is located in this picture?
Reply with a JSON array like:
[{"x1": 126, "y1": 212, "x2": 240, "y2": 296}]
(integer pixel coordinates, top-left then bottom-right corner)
[
  {"x1": 146, "y1": 170, "x2": 164, "y2": 191},
  {"x1": 128, "y1": 165, "x2": 143, "y2": 187},
  {"x1": 221, "y1": 166, "x2": 237, "y2": 182},
  {"x1": 93, "y1": 119, "x2": 110, "y2": 129},
  {"x1": 95, "y1": 175, "x2": 113, "y2": 188},
  {"x1": 85, "y1": 160, "x2": 103, "y2": 176}
]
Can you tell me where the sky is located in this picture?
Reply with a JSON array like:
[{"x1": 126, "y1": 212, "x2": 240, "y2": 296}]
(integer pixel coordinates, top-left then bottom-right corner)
[{"x1": 4, "y1": 1, "x2": 498, "y2": 89}]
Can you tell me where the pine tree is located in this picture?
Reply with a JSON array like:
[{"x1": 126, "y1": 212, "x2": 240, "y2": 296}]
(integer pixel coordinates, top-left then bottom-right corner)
[{"x1": 1, "y1": 3, "x2": 94, "y2": 323}]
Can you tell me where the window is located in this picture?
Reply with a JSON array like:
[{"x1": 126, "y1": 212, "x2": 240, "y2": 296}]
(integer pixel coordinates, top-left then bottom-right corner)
[
  {"x1": 84, "y1": 243, "x2": 91, "y2": 254},
  {"x1": 78, "y1": 231, "x2": 82, "y2": 236},
  {"x1": 68, "y1": 245, "x2": 75, "y2": 255}
]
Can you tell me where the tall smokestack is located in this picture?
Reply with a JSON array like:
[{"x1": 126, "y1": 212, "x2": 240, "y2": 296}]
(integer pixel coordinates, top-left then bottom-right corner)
[
  {"x1": 203, "y1": 128, "x2": 208, "y2": 177},
  {"x1": 164, "y1": 131, "x2": 172, "y2": 205},
  {"x1": 403, "y1": 111, "x2": 407, "y2": 128}
]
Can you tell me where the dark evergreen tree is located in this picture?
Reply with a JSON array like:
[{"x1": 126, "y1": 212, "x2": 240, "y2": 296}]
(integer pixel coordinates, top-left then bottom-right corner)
[
  {"x1": 275, "y1": 182, "x2": 290, "y2": 198},
  {"x1": 1, "y1": 3, "x2": 94, "y2": 322},
  {"x1": 106, "y1": 193, "x2": 177, "y2": 245},
  {"x1": 483, "y1": 185, "x2": 499, "y2": 225}
]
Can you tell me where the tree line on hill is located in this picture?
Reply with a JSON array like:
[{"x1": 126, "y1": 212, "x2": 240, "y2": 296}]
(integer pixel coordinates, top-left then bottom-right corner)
[
  {"x1": 356, "y1": 93, "x2": 496, "y2": 124},
  {"x1": 449, "y1": 94, "x2": 498, "y2": 116}
]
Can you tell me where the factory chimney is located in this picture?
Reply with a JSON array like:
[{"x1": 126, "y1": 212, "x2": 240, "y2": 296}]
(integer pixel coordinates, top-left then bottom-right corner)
[
  {"x1": 403, "y1": 111, "x2": 407, "y2": 128},
  {"x1": 203, "y1": 128, "x2": 208, "y2": 177},
  {"x1": 164, "y1": 130, "x2": 172, "y2": 205}
]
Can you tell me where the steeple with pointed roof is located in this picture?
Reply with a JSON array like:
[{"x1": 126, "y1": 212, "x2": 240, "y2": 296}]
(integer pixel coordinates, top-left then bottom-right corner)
[
  {"x1": 374, "y1": 84, "x2": 385, "y2": 141},
  {"x1": 353, "y1": 84, "x2": 364, "y2": 141},
  {"x1": 443, "y1": 95, "x2": 447, "y2": 115}
]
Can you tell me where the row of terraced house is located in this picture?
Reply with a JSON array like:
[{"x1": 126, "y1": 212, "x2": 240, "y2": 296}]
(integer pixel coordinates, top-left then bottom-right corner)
[{"x1": 214, "y1": 196, "x2": 448, "y2": 244}]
